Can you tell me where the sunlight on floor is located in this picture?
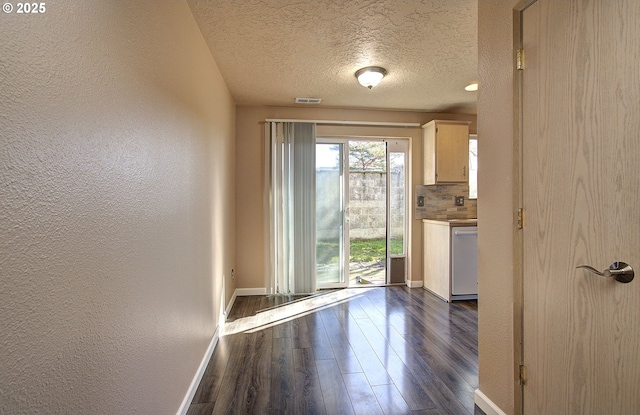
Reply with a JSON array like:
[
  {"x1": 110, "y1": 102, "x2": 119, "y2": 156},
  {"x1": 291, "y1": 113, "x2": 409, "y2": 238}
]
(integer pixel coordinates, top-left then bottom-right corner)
[
  {"x1": 349, "y1": 261, "x2": 386, "y2": 286},
  {"x1": 221, "y1": 287, "x2": 379, "y2": 336}
]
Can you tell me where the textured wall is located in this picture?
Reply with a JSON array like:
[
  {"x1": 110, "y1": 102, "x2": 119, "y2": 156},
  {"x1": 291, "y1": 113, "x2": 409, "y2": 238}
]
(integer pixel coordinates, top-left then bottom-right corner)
[
  {"x1": 0, "y1": 2, "x2": 235, "y2": 414},
  {"x1": 235, "y1": 105, "x2": 476, "y2": 290},
  {"x1": 477, "y1": 0, "x2": 519, "y2": 413}
]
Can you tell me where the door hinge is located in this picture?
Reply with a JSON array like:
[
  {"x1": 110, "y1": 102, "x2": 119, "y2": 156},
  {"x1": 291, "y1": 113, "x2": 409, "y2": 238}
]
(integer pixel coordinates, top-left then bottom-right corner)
[
  {"x1": 519, "y1": 364, "x2": 526, "y2": 385},
  {"x1": 517, "y1": 208, "x2": 524, "y2": 229},
  {"x1": 516, "y1": 49, "x2": 525, "y2": 70}
]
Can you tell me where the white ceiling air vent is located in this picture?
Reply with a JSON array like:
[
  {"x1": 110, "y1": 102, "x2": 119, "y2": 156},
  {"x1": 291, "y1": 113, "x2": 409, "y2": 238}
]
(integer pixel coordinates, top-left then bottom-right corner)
[{"x1": 295, "y1": 97, "x2": 322, "y2": 104}]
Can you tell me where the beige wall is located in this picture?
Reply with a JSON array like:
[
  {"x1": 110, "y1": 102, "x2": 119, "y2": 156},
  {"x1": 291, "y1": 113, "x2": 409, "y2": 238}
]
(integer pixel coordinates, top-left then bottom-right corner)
[
  {"x1": 477, "y1": 0, "x2": 520, "y2": 413},
  {"x1": 0, "y1": 2, "x2": 235, "y2": 414},
  {"x1": 235, "y1": 105, "x2": 475, "y2": 290}
]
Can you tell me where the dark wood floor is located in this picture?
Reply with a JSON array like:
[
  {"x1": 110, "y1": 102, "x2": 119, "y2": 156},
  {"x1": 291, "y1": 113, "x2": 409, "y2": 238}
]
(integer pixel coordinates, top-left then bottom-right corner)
[{"x1": 187, "y1": 286, "x2": 484, "y2": 415}]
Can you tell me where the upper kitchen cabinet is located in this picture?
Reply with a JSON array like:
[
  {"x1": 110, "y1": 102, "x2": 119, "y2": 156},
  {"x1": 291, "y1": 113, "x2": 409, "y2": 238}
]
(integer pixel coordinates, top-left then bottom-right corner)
[{"x1": 422, "y1": 120, "x2": 471, "y2": 184}]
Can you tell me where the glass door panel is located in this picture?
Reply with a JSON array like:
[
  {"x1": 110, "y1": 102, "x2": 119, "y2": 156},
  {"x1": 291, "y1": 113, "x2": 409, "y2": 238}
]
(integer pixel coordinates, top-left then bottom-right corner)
[
  {"x1": 348, "y1": 140, "x2": 387, "y2": 285},
  {"x1": 388, "y1": 151, "x2": 406, "y2": 256},
  {"x1": 387, "y1": 140, "x2": 408, "y2": 284},
  {"x1": 316, "y1": 142, "x2": 348, "y2": 288}
]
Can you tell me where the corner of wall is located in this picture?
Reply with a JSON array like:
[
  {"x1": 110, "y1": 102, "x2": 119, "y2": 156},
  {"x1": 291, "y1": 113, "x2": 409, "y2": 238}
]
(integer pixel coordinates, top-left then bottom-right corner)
[
  {"x1": 406, "y1": 280, "x2": 424, "y2": 288},
  {"x1": 477, "y1": 0, "x2": 520, "y2": 414}
]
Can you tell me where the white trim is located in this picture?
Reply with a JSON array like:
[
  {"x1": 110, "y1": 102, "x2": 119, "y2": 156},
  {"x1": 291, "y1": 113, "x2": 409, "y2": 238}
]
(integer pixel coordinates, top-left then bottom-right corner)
[
  {"x1": 265, "y1": 118, "x2": 420, "y2": 128},
  {"x1": 236, "y1": 287, "x2": 267, "y2": 296},
  {"x1": 474, "y1": 389, "x2": 508, "y2": 415},
  {"x1": 406, "y1": 279, "x2": 424, "y2": 288},
  {"x1": 175, "y1": 329, "x2": 219, "y2": 415},
  {"x1": 226, "y1": 289, "x2": 237, "y2": 316}
]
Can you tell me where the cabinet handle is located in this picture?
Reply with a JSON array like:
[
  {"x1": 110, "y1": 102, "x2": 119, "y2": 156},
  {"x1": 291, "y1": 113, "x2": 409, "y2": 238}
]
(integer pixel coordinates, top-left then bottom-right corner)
[{"x1": 463, "y1": 166, "x2": 466, "y2": 177}]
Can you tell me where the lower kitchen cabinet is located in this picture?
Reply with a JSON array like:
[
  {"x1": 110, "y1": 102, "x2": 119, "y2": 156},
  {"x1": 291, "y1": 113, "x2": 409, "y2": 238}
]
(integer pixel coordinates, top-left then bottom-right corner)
[{"x1": 422, "y1": 219, "x2": 478, "y2": 302}]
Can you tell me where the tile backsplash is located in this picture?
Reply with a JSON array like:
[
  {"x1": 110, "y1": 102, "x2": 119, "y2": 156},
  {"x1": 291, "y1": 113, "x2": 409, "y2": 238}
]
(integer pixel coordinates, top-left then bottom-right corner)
[{"x1": 414, "y1": 184, "x2": 477, "y2": 220}]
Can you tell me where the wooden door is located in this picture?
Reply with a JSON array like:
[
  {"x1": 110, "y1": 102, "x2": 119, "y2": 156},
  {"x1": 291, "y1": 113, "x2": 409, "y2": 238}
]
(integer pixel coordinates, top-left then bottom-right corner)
[{"x1": 521, "y1": 0, "x2": 640, "y2": 413}]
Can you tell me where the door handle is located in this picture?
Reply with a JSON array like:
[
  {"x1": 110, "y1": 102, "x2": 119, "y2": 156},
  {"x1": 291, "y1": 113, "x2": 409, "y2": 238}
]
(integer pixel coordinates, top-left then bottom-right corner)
[{"x1": 576, "y1": 262, "x2": 634, "y2": 283}]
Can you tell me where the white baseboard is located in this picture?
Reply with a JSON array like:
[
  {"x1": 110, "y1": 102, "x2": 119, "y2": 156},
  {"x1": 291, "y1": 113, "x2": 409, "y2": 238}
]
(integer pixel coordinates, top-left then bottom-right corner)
[
  {"x1": 474, "y1": 389, "x2": 507, "y2": 415},
  {"x1": 176, "y1": 328, "x2": 219, "y2": 415},
  {"x1": 225, "y1": 289, "x2": 237, "y2": 316},
  {"x1": 406, "y1": 279, "x2": 424, "y2": 288},
  {"x1": 236, "y1": 287, "x2": 267, "y2": 296}
]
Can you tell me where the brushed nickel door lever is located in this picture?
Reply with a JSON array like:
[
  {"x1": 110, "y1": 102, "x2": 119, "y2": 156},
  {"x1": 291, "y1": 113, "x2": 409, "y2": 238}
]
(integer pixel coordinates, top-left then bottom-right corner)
[{"x1": 576, "y1": 262, "x2": 634, "y2": 283}]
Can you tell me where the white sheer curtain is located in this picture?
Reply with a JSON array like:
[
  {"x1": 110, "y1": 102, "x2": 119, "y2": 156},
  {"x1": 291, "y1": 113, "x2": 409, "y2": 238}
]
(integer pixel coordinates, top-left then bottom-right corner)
[{"x1": 264, "y1": 122, "x2": 316, "y2": 295}]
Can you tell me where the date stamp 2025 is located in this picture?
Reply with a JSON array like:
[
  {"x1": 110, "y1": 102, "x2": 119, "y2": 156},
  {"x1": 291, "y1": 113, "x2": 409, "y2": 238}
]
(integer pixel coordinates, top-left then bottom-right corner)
[{"x1": 3, "y1": 3, "x2": 46, "y2": 14}]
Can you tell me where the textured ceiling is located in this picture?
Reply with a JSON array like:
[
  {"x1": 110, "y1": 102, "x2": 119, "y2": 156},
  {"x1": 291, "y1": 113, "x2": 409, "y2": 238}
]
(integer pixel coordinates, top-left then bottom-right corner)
[{"x1": 187, "y1": 0, "x2": 477, "y2": 113}]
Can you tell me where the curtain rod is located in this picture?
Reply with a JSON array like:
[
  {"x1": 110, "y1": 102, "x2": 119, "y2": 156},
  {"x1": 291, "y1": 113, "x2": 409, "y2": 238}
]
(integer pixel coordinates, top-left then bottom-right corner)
[{"x1": 264, "y1": 119, "x2": 421, "y2": 128}]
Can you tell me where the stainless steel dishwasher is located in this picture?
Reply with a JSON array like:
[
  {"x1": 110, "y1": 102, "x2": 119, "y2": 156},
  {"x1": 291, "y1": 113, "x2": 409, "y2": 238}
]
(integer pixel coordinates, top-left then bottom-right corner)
[{"x1": 451, "y1": 226, "x2": 478, "y2": 299}]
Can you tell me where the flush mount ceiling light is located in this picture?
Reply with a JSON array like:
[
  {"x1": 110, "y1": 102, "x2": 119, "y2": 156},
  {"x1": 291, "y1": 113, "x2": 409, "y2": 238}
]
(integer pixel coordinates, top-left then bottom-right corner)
[
  {"x1": 355, "y1": 66, "x2": 387, "y2": 89},
  {"x1": 465, "y1": 82, "x2": 479, "y2": 91}
]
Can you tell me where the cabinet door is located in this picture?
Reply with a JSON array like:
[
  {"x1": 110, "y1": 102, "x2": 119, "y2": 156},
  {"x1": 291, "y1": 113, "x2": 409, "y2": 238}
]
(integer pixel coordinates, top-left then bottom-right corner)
[{"x1": 435, "y1": 123, "x2": 469, "y2": 182}]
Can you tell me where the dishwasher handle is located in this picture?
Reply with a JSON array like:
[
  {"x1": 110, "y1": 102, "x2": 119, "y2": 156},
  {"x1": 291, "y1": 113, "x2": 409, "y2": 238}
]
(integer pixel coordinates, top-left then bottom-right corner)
[{"x1": 453, "y1": 229, "x2": 477, "y2": 236}]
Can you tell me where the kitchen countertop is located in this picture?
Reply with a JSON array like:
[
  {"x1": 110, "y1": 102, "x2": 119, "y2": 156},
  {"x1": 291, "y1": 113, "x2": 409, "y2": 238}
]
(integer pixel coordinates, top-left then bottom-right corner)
[{"x1": 422, "y1": 218, "x2": 477, "y2": 227}]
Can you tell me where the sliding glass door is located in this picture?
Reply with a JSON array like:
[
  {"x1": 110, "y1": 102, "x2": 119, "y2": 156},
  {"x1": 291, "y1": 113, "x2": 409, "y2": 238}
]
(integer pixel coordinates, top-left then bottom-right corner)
[
  {"x1": 316, "y1": 138, "x2": 409, "y2": 288},
  {"x1": 315, "y1": 142, "x2": 348, "y2": 289}
]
